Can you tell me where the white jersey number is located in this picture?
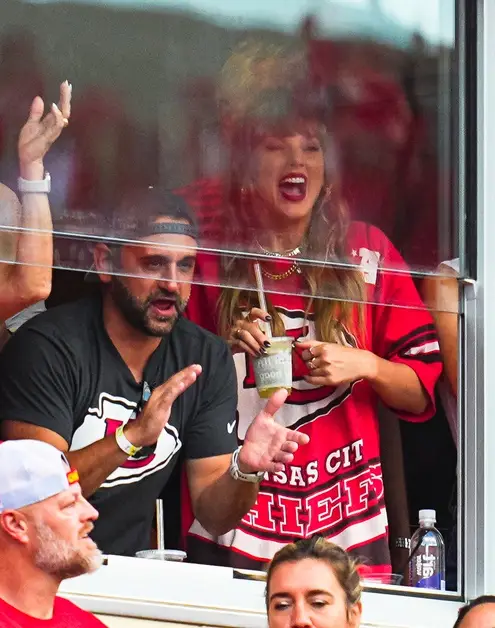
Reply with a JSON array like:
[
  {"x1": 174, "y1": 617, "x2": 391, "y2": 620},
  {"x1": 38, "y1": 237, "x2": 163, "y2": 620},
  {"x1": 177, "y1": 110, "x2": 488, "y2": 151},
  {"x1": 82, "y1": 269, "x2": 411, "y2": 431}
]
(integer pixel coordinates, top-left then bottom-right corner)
[{"x1": 359, "y1": 248, "x2": 381, "y2": 285}]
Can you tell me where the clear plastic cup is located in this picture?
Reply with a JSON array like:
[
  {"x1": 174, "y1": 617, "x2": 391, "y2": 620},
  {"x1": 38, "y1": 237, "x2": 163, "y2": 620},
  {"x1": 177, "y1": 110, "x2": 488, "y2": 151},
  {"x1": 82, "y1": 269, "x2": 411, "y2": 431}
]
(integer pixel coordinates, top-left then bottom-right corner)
[
  {"x1": 253, "y1": 336, "x2": 292, "y2": 398},
  {"x1": 363, "y1": 572, "x2": 403, "y2": 586},
  {"x1": 135, "y1": 549, "x2": 186, "y2": 562}
]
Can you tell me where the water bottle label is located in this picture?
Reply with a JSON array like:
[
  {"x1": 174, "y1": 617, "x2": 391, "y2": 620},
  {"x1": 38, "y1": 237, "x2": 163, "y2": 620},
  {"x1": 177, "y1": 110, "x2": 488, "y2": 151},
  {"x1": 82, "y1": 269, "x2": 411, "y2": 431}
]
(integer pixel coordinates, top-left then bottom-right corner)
[
  {"x1": 415, "y1": 573, "x2": 446, "y2": 590},
  {"x1": 411, "y1": 535, "x2": 445, "y2": 591}
]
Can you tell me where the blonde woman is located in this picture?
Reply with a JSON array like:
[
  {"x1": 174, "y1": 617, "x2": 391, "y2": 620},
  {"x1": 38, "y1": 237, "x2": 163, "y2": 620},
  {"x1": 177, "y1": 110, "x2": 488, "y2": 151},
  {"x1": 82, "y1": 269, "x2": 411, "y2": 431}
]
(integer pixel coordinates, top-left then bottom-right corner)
[{"x1": 182, "y1": 43, "x2": 442, "y2": 574}]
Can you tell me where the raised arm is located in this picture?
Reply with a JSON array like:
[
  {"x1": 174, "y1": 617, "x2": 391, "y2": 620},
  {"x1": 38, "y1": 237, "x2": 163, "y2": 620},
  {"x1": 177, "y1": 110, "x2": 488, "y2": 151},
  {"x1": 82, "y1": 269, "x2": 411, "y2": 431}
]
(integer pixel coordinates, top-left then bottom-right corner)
[
  {"x1": 0, "y1": 81, "x2": 71, "y2": 320},
  {"x1": 421, "y1": 265, "x2": 459, "y2": 398},
  {"x1": 0, "y1": 345, "x2": 203, "y2": 498}
]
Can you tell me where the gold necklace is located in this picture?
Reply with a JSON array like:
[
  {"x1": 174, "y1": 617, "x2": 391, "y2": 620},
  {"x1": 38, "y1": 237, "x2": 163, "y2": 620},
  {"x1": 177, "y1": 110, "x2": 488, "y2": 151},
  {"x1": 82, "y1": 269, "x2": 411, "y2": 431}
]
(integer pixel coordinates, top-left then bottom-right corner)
[
  {"x1": 256, "y1": 240, "x2": 303, "y2": 280},
  {"x1": 256, "y1": 241, "x2": 301, "y2": 258},
  {"x1": 260, "y1": 261, "x2": 302, "y2": 280}
]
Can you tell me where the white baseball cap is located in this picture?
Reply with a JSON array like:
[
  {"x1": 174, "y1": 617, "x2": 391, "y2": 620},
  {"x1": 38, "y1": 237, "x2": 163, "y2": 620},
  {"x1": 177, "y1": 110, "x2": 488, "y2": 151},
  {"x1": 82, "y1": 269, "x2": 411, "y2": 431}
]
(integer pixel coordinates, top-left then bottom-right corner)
[{"x1": 0, "y1": 440, "x2": 80, "y2": 512}]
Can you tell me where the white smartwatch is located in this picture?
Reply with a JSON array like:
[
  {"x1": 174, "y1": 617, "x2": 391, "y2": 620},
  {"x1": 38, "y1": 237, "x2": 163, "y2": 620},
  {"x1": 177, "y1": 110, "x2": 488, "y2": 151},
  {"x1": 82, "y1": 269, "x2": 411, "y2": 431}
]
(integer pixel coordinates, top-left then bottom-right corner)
[
  {"x1": 229, "y1": 446, "x2": 265, "y2": 483},
  {"x1": 115, "y1": 425, "x2": 142, "y2": 457},
  {"x1": 18, "y1": 172, "x2": 51, "y2": 194}
]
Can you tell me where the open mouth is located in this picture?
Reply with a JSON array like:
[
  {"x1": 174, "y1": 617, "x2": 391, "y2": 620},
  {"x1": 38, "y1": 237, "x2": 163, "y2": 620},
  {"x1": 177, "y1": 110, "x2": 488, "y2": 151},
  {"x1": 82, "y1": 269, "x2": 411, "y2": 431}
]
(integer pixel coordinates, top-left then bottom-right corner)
[
  {"x1": 80, "y1": 529, "x2": 96, "y2": 546},
  {"x1": 150, "y1": 298, "x2": 177, "y2": 317},
  {"x1": 278, "y1": 174, "x2": 307, "y2": 202}
]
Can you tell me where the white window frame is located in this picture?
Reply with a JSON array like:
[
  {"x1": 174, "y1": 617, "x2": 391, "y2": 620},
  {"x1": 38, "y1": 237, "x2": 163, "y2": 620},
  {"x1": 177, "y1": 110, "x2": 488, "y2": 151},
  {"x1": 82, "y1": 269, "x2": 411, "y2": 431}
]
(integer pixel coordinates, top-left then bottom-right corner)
[{"x1": 59, "y1": 556, "x2": 463, "y2": 628}]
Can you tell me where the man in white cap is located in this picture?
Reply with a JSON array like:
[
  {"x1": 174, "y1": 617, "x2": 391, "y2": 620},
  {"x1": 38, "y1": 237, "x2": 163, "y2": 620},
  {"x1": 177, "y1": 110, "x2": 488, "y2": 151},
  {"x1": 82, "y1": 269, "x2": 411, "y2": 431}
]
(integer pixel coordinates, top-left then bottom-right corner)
[{"x1": 0, "y1": 439, "x2": 106, "y2": 626}]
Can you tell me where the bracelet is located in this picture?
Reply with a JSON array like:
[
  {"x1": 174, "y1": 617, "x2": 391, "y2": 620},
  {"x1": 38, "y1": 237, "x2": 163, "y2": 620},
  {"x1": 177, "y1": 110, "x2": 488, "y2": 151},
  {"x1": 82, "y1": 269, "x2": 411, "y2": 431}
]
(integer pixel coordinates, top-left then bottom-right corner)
[
  {"x1": 115, "y1": 425, "x2": 142, "y2": 457},
  {"x1": 18, "y1": 172, "x2": 51, "y2": 194}
]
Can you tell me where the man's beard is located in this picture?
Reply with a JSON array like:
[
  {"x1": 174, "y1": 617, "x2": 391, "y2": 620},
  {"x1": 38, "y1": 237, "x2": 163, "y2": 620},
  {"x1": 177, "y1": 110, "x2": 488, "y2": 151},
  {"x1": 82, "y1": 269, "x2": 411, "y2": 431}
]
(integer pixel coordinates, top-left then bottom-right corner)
[
  {"x1": 33, "y1": 521, "x2": 103, "y2": 580},
  {"x1": 109, "y1": 276, "x2": 188, "y2": 337}
]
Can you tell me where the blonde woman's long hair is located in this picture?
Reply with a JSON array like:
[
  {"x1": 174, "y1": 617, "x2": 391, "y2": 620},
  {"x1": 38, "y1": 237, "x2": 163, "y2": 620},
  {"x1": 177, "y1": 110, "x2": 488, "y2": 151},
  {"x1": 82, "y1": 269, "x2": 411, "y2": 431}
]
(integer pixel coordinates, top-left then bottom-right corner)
[
  {"x1": 216, "y1": 41, "x2": 366, "y2": 345},
  {"x1": 217, "y1": 169, "x2": 366, "y2": 346}
]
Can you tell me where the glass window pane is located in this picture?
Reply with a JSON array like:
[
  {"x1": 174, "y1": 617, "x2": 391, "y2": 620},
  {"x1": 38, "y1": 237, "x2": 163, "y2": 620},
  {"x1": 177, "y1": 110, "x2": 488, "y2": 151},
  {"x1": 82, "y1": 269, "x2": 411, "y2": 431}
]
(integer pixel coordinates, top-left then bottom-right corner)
[
  {"x1": 0, "y1": 0, "x2": 461, "y2": 602},
  {"x1": 0, "y1": 0, "x2": 459, "y2": 309}
]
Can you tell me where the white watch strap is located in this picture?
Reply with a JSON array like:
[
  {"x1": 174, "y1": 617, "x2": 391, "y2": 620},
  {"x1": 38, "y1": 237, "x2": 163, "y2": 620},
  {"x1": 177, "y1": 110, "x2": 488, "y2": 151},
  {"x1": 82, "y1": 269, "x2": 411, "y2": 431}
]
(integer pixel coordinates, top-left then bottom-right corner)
[
  {"x1": 18, "y1": 172, "x2": 51, "y2": 194},
  {"x1": 229, "y1": 446, "x2": 265, "y2": 483},
  {"x1": 115, "y1": 425, "x2": 142, "y2": 457}
]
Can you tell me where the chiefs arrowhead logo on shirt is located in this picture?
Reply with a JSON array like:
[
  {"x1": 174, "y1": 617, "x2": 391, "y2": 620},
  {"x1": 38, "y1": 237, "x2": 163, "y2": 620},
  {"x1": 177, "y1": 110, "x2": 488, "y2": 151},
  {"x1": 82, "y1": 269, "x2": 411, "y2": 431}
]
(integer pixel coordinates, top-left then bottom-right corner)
[{"x1": 70, "y1": 392, "x2": 182, "y2": 488}]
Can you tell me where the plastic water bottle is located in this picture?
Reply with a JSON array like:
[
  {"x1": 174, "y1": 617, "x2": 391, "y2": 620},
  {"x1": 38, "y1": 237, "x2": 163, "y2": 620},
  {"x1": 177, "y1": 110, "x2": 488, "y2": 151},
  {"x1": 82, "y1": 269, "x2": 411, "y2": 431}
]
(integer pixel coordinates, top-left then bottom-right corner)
[{"x1": 409, "y1": 509, "x2": 445, "y2": 590}]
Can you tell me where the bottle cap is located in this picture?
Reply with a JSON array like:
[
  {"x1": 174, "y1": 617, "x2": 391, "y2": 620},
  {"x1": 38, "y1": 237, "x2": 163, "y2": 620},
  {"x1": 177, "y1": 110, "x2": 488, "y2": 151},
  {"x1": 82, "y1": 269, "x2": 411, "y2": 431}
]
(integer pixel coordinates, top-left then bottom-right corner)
[{"x1": 419, "y1": 509, "x2": 436, "y2": 522}]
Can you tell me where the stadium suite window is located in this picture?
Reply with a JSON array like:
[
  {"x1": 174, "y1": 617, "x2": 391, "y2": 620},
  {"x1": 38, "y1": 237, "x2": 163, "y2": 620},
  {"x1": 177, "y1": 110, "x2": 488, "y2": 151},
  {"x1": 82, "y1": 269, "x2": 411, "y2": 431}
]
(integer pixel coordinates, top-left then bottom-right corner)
[{"x1": 2, "y1": 0, "x2": 489, "y2": 625}]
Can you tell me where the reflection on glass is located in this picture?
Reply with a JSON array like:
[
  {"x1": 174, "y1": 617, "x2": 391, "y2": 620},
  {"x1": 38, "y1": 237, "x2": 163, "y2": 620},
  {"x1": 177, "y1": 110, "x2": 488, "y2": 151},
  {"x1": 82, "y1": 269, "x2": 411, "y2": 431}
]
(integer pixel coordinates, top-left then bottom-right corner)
[
  {"x1": 0, "y1": 0, "x2": 459, "y2": 596},
  {"x1": 0, "y1": 0, "x2": 457, "y2": 289}
]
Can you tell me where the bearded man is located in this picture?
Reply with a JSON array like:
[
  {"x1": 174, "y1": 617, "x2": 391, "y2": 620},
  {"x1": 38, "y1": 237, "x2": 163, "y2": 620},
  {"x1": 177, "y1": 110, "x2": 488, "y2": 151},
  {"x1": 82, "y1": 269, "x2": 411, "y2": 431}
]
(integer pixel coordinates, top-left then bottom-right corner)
[
  {"x1": 0, "y1": 188, "x2": 308, "y2": 557},
  {"x1": 0, "y1": 439, "x2": 105, "y2": 625}
]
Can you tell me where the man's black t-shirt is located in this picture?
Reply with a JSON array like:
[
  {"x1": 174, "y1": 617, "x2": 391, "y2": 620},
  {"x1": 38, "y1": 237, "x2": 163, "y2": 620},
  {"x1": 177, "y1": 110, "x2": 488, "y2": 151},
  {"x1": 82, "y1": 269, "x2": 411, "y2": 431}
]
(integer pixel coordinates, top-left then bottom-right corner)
[{"x1": 0, "y1": 297, "x2": 238, "y2": 556}]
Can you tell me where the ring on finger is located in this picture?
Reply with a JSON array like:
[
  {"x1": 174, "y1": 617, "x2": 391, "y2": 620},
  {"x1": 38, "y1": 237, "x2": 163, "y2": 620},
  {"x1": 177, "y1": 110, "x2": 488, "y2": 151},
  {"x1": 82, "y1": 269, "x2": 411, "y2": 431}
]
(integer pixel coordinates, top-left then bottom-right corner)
[
  {"x1": 234, "y1": 328, "x2": 243, "y2": 340},
  {"x1": 62, "y1": 118, "x2": 69, "y2": 127},
  {"x1": 308, "y1": 357, "x2": 317, "y2": 370}
]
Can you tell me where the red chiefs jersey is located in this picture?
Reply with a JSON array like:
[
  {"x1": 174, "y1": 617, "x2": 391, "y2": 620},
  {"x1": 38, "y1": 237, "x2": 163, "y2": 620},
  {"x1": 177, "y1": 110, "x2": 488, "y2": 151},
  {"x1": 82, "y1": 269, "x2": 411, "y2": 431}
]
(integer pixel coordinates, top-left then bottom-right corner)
[{"x1": 181, "y1": 179, "x2": 442, "y2": 572}]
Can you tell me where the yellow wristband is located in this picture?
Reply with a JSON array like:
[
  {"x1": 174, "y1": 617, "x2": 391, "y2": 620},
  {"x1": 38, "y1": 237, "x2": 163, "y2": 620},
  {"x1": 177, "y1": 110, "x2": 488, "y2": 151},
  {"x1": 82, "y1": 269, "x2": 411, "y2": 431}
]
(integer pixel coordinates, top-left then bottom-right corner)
[{"x1": 115, "y1": 425, "x2": 142, "y2": 457}]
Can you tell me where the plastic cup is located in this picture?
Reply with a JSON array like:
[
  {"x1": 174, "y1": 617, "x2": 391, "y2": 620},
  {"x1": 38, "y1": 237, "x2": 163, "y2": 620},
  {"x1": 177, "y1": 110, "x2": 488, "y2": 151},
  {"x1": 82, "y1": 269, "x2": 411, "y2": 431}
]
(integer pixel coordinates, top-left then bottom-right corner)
[
  {"x1": 253, "y1": 336, "x2": 292, "y2": 398},
  {"x1": 135, "y1": 549, "x2": 187, "y2": 562},
  {"x1": 363, "y1": 572, "x2": 403, "y2": 586}
]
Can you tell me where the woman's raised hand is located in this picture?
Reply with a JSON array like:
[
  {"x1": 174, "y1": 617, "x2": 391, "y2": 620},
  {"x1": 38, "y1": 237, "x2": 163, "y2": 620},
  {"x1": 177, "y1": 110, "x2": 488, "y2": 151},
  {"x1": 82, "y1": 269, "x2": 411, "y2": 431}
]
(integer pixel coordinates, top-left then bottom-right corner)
[{"x1": 18, "y1": 80, "x2": 72, "y2": 179}]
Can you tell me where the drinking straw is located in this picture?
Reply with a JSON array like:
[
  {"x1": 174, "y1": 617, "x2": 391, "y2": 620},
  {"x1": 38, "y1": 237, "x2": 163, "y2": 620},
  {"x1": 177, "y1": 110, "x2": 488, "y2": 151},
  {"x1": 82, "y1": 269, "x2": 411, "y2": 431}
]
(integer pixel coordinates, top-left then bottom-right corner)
[
  {"x1": 253, "y1": 262, "x2": 272, "y2": 340},
  {"x1": 156, "y1": 499, "x2": 165, "y2": 551}
]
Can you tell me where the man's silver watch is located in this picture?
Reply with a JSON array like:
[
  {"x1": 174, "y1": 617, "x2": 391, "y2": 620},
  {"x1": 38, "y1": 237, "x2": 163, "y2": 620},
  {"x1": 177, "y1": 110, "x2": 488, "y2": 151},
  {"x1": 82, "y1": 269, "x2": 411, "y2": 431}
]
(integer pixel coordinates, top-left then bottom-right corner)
[
  {"x1": 18, "y1": 172, "x2": 51, "y2": 194},
  {"x1": 229, "y1": 446, "x2": 265, "y2": 483}
]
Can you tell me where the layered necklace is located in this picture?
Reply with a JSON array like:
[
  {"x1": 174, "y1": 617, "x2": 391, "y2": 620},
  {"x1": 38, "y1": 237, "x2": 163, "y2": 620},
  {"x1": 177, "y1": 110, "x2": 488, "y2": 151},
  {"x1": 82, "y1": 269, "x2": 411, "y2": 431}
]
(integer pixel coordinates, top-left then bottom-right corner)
[{"x1": 256, "y1": 241, "x2": 303, "y2": 280}]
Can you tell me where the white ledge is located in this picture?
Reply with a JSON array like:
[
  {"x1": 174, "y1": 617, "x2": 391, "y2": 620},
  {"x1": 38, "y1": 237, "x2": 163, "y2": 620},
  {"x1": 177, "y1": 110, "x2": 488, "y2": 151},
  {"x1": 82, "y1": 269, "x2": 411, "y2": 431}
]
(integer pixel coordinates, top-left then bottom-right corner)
[{"x1": 59, "y1": 555, "x2": 463, "y2": 628}]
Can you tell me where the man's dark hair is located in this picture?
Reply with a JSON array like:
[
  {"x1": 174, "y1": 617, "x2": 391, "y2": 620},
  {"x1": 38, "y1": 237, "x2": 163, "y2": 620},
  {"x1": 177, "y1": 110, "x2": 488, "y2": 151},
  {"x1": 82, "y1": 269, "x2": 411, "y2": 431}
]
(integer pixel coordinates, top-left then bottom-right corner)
[
  {"x1": 453, "y1": 595, "x2": 495, "y2": 627},
  {"x1": 111, "y1": 187, "x2": 199, "y2": 242}
]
